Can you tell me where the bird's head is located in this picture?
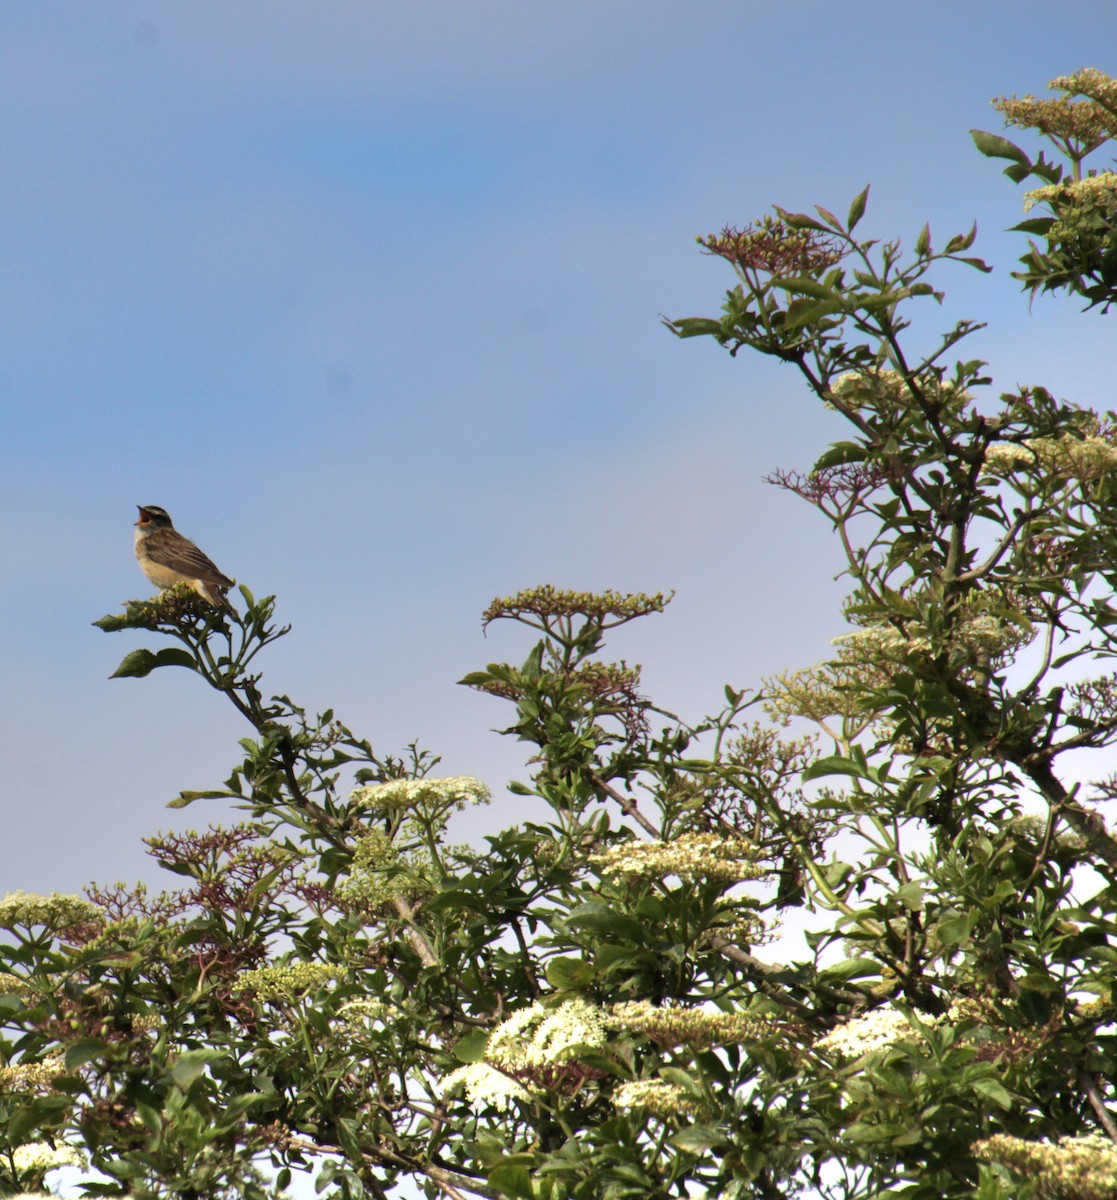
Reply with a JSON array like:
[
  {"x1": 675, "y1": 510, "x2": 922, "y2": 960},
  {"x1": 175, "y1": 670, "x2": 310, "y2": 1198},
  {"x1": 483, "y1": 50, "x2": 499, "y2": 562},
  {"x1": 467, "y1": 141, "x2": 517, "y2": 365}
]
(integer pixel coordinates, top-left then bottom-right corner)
[{"x1": 136, "y1": 505, "x2": 174, "y2": 529}]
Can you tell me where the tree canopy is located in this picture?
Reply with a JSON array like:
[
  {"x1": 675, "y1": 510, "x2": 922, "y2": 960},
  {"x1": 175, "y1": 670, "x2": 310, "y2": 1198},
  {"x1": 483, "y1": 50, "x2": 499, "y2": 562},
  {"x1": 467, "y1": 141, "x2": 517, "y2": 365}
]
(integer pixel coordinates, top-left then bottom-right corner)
[{"x1": 5, "y1": 67, "x2": 1117, "y2": 1200}]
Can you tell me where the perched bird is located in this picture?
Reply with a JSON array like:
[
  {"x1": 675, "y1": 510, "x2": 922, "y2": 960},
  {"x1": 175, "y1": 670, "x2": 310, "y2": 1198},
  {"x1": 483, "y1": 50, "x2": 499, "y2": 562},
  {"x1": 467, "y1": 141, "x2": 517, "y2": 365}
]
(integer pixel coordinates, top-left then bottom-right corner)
[{"x1": 133, "y1": 505, "x2": 235, "y2": 609}]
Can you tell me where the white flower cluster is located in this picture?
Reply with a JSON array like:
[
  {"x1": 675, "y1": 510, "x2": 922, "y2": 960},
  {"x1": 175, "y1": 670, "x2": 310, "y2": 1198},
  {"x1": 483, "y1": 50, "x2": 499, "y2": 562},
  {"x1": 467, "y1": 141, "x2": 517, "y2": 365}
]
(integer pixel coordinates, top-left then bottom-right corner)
[
  {"x1": 337, "y1": 998, "x2": 403, "y2": 1027},
  {"x1": 815, "y1": 1007, "x2": 916, "y2": 1059},
  {"x1": 11, "y1": 1141, "x2": 88, "y2": 1173},
  {"x1": 612, "y1": 1079, "x2": 700, "y2": 1119},
  {"x1": 353, "y1": 775, "x2": 491, "y2": 816},
  {"x1": 486, "y1": 997, "x2": 608, "y2": 1070},
  {"x1": 441, "y1": 998, "x2": 608, "y2": 1109},
  {"x1": 833, "y1": 624, "x2": 931, "y2": 658},
  {"x1": 973, "y1": 1131, "x2": 1117, "y2": 1200},
  {"x1": 441, "y1": 1061, "x2": 532, "y2": 1109},
  {"x1": 590, "y1": 832, "x2": 764, "y2": 884},
  {"x1": 0, "y1": 891, "x2": 101, "y2": 931},
  {"x1": 834, "y1": 611, "x2": 1029, "y2": 671},
  {"x1": 609, "y1": 1000, "x2": 779, "y2": 1048},
  {"x1": 0, "y1": 1054, "x2": 67, "y2": 1093}
]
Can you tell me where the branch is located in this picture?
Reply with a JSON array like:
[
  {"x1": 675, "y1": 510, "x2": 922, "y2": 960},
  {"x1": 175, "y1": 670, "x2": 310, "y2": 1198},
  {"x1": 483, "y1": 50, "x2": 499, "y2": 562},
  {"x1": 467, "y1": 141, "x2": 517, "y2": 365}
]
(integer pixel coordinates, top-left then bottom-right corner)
[
  {"x1": 955, "y1": 507, "x2": 1033, "y2": 583},
  {"x1": 391, "y1": 895, "x2": 439, "y2": 968},
  {"x1": 1080, "y1": 1070, "x2": 1117, "y2": 1143},
  {"x1": 283, "y1": 1135, "x2": 501, "y2": 1200},
  {"x1": 589, "y1": 773, "x2": 660, "y2": 837}
]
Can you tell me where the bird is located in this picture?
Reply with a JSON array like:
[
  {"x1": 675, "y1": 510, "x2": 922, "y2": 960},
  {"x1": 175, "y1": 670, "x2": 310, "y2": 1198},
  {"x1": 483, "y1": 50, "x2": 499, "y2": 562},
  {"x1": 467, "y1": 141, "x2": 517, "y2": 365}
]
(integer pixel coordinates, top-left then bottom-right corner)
[{"x1": 133, "y1": 505, "x2": 235, "y2": 610}]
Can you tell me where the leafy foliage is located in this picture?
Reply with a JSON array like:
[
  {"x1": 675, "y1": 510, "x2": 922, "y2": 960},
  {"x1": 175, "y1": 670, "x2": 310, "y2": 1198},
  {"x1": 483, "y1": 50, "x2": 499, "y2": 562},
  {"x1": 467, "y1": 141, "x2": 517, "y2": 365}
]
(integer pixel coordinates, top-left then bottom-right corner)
[{"x1": 4, "y1": 68, "x2": 1117, "y2": 1200}]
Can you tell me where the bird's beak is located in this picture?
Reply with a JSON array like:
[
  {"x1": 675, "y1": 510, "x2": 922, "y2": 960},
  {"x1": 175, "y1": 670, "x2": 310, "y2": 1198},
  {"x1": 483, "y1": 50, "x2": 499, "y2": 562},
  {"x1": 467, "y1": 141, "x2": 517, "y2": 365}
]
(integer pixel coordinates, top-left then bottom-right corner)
[{"x1": 136, "y1": 505, "x2": 148, "y2": 526}]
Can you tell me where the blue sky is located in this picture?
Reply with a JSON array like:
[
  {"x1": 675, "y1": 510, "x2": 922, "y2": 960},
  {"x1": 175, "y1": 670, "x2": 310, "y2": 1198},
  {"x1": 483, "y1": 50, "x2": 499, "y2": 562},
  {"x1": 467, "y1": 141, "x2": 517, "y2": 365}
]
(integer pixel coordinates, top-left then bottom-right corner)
[{"x1": 4, "y1": 2, "x2": 1117, "y2": 892}]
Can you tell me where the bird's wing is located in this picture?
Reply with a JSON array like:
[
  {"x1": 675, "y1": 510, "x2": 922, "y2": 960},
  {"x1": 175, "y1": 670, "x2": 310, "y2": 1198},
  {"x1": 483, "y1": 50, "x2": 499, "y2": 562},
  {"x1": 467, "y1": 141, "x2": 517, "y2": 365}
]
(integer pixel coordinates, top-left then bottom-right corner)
[{"x1": 147, "y1": 530, "x2": 235, "y2": 588}]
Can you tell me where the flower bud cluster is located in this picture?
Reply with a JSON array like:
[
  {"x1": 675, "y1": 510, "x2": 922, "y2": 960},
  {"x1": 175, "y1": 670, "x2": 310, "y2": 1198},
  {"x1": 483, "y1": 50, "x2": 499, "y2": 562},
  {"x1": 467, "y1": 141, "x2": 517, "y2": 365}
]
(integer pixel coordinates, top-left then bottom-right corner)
[
  {"x1": 973, "y1": 1131, "x2": 1117, "y2": 1200},
  {"x1": 984, "y1": 433, "x2": 1117, "y2": 481},
  {"x1": 0, "y1": 891, "x2": 102, "y2": 932},
  {"x1": 233, "y1": 961, "x2": 338, "y2": 1001},
  {"x1": 612, "y1": 1079, "x2": 702, "y2": 1119},
  {"x1": 609, "y1": 1000, "x2": 781, "y2": 1048}
]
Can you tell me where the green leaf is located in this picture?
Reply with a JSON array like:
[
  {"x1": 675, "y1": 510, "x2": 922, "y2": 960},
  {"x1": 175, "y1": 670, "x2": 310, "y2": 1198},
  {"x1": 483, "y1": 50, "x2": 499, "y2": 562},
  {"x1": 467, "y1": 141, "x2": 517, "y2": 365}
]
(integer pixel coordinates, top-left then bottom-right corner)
[
  {"x1": 137, "y1": 1100, "x2": 163, "y2": 1131},
  {"x1": 803, "y1": 754, "x2": 875, "y2": 783},
  {"x1": 819, "y1": 957, "x2": 880, "y2": 981},
  {"x1": 1009, "y1": 217, "x2": 1056, "y2": 235},
  {"x1": 65, "y1": 1039, "x2": 109, "y2": 1070},
  {"x1": 167, "y1": 789, "x2": 241, "y2": 810},
  {"x1": 110, "y1": 647, "x2": 196, "y2": 679},
  {"x1": 670, "y1": 1125, "x2": 730, "y2": 1154},
  {"x1": 92, "y1": 612, "x2": 132, "y2": 632},
  {"x1": 453, "y1": 1031, "x2": 490, "y2": 1063},
  {"x1": 815, "y1": 205, "x2": 843, "y2": 231},
  {"x1": 545, "y1": 956, "x2": 595, "y2": 990},
  {"x1": 775, "y1": 276, "x2": 839, "y2": 301},
  {"x1": 896, "y1": 882, "x2": 925, "y2": 911},
  {"x1": 936, "y1": 913, "x2": 973, "y2": 947},
  {"x1": 813, "y1": 441, "x2": 867, "y2": 470},
  {"x1": 169, "y1": 1049, "x2": 219, "y2": 1087},
  {"x1": 972, "y1": 1077, "x2": 1013, "y2": 1110},
  {"x1": 970, "y1": 129, "x2": 1031, "y2": 166},
  {"x1": 847, "y1": 186, "x2": 870, "y2": 232},
  {"x1": 773, "y1": 206, "x2": 833, "y2": 234},
  {"x1": 666, "y1": 316, "x2": 726, "y2": 339},
  {"x1": 565, "y1": 902, "x2": 649, "y2": 941},
  {"x1": 487, "y1": 1164, "x2": 534, "y2": 1200}
]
